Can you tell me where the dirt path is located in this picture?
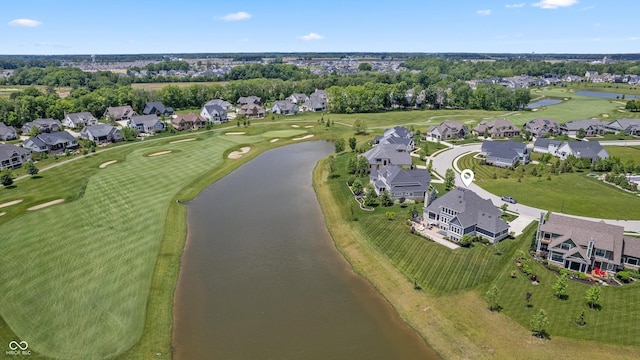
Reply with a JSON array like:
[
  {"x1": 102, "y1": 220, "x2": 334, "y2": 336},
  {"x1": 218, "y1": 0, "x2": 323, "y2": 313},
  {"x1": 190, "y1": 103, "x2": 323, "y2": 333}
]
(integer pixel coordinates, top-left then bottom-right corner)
[
  {"x1": 0, "y1": 199, "x2": 23, "y2": 209},
  {"x1": 148, "y1": 151, "x2": 172, "y2": 157},
  {"x1": 27, "y1": 199, "x2": 65, "y2": 211},
  {"x1": 228, "y1": 147, "x2": 251, "y2": 159},
  {"x1": 169, "y1": 138, "x2": 196, "y2": 144},
  {"x1": 99, "y1": 160, "x2": 118, "y2": 169}
]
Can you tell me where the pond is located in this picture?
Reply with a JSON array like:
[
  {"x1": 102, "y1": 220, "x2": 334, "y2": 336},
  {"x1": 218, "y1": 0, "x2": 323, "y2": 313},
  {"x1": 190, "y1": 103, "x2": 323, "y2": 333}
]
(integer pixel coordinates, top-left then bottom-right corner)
[
  {"x1": 575, "y1": 91, "x2": 640, "y2": 99},
  {"x1": 172, "y1": 141, "x2": 440, "y2": 360},
  {"x1": 527, "y1": 99, "x2": 563, "y2": 108}
]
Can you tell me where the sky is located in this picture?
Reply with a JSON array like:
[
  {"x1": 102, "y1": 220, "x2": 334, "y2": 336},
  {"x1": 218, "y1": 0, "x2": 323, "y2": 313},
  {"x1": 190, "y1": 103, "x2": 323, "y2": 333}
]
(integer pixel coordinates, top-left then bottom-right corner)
[{"x1": 1, "y1": 0, "x2": 639, "y2": 55}]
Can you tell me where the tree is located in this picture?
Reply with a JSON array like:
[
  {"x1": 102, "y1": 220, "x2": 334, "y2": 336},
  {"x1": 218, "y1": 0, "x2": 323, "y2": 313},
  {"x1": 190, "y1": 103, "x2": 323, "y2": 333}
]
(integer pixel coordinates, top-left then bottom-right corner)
[
  {"x1": 328, "y1": 155, "x2": 336, "y2": 176},
  {"x1": 1, "y1": 169, "x2": 13, "y2": 186},
  {"x1": 486, "y1": 285, "x2": 500, "y2": 311},
  {"x1": 25, "y1": 160, "x2": 39, "y2": 176},
  {"x1": 334, "y1": 138, "x2": 345, "y2": 153},
  {"x1": 29, "y1": 125, "x2": 41, "y2": 137},
  {"x1": 348, "y1": 137, "x2": 357, "y2": 152},
  {"x1": 529, "y1": 309, "x2": 549, "y2": 338},
  {"x1": 385, "y1": 211, "x2": 395, "y2": 220},
  {"x1": 356, "y1": 156, "x2": 369, "y2": 176},
  {"x1": 460, "y1": 234, "x2": 474, "y2": 247},
  {"x1": 351, "y1": 179, "x2": 363, "y2": 195},
  {"x1": 553, "y1": 274, "x2": 568, "y2": 300},
  {"x1": 586, "y1": 285, "x2": 601, "y2": 309},
  {"x1": 121, "y1": 127, "x2": 137, "y2": 141},
  {"x1": 577, "y1": 128, "x2": 586, "y2": 139},
  {"x1": 363, "y1": 185, "x2": 379, "y2": 207},
  {"x1": 444, "y1": 168, "x2": 456, "y2": 191},
  {"x1": 575, "y1": 310, "x2": 586, "y2": 326},
  {"x1": 525, "y1": 292, "x2": 532, "y2": 307},
  {"x1": 353, "y1": 119, "x2": 368, "y2": 134},
  {"x1": 358, "y1": 62, "x2": 372, "y2": 72},
  {"x1": 380, "y1": 190, "x2": 394, "y2": 207}
]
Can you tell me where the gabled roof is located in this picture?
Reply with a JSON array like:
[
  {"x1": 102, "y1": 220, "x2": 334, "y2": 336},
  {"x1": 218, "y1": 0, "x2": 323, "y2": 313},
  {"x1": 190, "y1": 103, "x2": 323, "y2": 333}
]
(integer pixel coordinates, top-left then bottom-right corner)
[
  {"x1": 237, "y1": 96, "x2": 261, "y2": 105},
  {"x1": 473, "y1": 119, "x2": 518, "y2": 134},
  {"x1": 371, "y1": 165, "x2": 430, "y2": 191},
  {"x1": 429, "y1": 120, "x2": 467, "y2": 136},
  {"x1": 81, "y1": 124, "x2": 118, "y2": 138},
  {"x1": 105, "y1": 106, "x2": 136, "y2": 119},
  {"x1": 289, "y1": 93, "x2": 309, "y2": 102},
  {"x1": 481, "y1": 140, "x2": 526, "y2": 160},
  {"x1": 129, "y1": 114, "x2": 162, "y2": 127},
  {"x1": 560, "y1": 119, "x2": 607, "y2": 131},
  {"x1": 542, "y1": 213, "x2": 624, "y2": 264},
  {"x1": 65, "y1": 112, "x2": 96, "y2": 126},
  {"x1": 272, "y1": 100, "x2": 297, "y2": 111},
  {"x1": 143, "y1": 101, "x2": 173, "y2": 115},
  {"x1": 0, "y1": 143, "x2": 30, "y2": 160},
  {"x1": 172, "y1": 112, "x2": 205, "y2": 126},
  {"x1": 0, "y1": 122, "x2": 16, "y2": 137},
  {"x1": 561, "y1": 141, "x2": 607, "y2": 159},
  {"x1": 205, "y1": 99, "x2": 232, "y2": 108},
  {"x1": 533, "y1": 138, "x2": 562, "y2": 148},
  {"x1": 607, "y1": 118, "x2": 640, "y2": 132},
  {"x1": 426, "y1": 187, "x2": 508, "y2": 234},
  {"x1": 362, "y1": 144, "x2": 412, "y2": 166},
  {"x1": 30, "y1": 131, "x2": 77, "y2": 146},
  {"x1": 203, "y1": 104, "x2": 226, "y2": 116}
]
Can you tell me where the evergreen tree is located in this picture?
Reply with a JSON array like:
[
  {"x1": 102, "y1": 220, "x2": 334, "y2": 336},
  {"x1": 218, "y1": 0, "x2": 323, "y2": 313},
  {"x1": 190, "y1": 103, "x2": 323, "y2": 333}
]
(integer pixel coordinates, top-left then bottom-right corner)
[
  {"x1": 25, "y1": 160, "x2": 39, "y2": 176},
  {"x1": 380, "y1": 190, "x2": 394, "y2": 207}
]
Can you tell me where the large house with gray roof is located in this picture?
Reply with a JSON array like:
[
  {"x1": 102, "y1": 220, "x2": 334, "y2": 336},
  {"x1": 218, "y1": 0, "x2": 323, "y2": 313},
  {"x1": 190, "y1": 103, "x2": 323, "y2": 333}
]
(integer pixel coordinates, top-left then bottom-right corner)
[
  {"x1": 0, "y1": 122, "x2": 17, "y2": 141},
  {"x1": 204, "y1": 99, "x2": 233, "y2": 111},
  {"x1": 472, "y1": 119, "x2": 520, "y2": 138},
  {"x1": 302, "y1": 90, "x2": 327, "y2": 112},
  {"x1": 0, "y1": 144, "x2": 31, "y2": 169},
  {"x1": 373, "y1": 126, "x2": 415, "y2": 152},
  {"x1": 559, "y1": 119, "x2": 608, "y2": 137},
  {"x1": 62, "y1": 112, "x2": 98, "y2": 129},
  {"x1": 23, "y1": 131, "x2": 78, "y2": 153},
  {"x1": 128, "y1": 114, "x2": 166, "y2": 133},
  {"x1": 104, "y1": 106, "x2": 137, "y2": 121},
  {"x1": 270, "y1": 100, "x2": 299, "y2": 115},
  {"x1": 480, "y1": 140, "x2": 529, "y2": 167},
  {"x1": 536, "y1": 213, "x2": 640, "y2": 273},
  {"x1": 143, "y1": 101, "x2": 174, "y2": 116},
  {"x1": 370, "y1": 165, "x2": 430, "y2": 200},
  {"x1": 424, "y1": 187, "x2": 510, "y2": 243},
  {"x1": 361, "y1": 143, "x2": 412, "y2": 171},
  {"x1": 287, "y1": 93, "x2": 309, "y2": 104},
  {"x1": 200, "y1": 104, "x2": 228, "y2": 124},
  {"x1": 556, "y1": 140, "x2": 608, "y2": 162},
  {"x1": 428, "y1": 120, "x2": 468, "y2": 140},
  {"x1": 524, "y1": 118, "x2": 560, "y2": 137},
  {"x1": 606, "y1": 118, "x2": 640, "y2": 135},
  {"x1": 80, "y1": 124, "x2": 122, "y2": 144},
  {"x1": 21, "y1": 118, "x2": 62, "y2": 134},
  {"x1": 532, "y1": 138, "x2": 563, "y2": 154}
]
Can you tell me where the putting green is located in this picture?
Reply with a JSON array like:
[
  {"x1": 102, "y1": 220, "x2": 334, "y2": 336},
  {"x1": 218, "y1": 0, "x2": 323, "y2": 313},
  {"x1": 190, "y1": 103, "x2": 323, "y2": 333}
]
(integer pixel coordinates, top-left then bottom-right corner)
[{"x1": 261, "y1": 129, "x2": 307, "y2": 138}]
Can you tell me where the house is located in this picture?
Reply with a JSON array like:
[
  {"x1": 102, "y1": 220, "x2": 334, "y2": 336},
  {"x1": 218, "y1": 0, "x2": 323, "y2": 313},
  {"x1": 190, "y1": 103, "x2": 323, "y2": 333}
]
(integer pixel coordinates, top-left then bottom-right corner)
[
  {"x1": 237, "y1": 103, "x2": 266, "y2": 119},
  {"x1": 287, "y1": 93, "x2": 309, "y2": 104},
  {"x1": 80, "y1": 124, "x2": 123, "y2": 144},
  {"x1": 532, "y1": 138, "x2": 562, "y2": 154},
  {"x1": 480, "y1": 140, "x2": 529, "y2": 167},
  {"x1": 556, "y1": 141, "x2": 608, "y2": 162},
  {"x1": 204, "y1": 99, "x2": 233, "y2": 111},
  {"x1": 373, "y1": 126, "x2": 415, "y2": 152},
  {"x1": 143, "y1": 101, "x2": 174, "y2": 116},
  {"x1": 22, "y1": 131, "x2": 78, "y2": 153},
  {"x1": 62, "y1": 112, "x2": 98, "y2": 129},
  {"x1": 472, "y1": 119, "x2": 520, "y2": 138},
  {"x1": 423, "y1": 187, "x2": 510, "y2": 243},
  {"x1": 0, "y1": 122, "x2": 17, "y2": 141},
  {"x1": 0, "y1": 144, "x2": 31, "y2": 169},
  {"x1": 172, "y1": 113, "x2": 206, "y2": 130},
  {"x1": 524, "y1": 118, "x2": 560, "y2": 137},
  {"x1": 428, "y1": 120, "x2": 468, "y2": 140},
  {"x1": 200, "y1": 104, "x2": 228, "y2": 124},
  {"x1": 104, "y1": 106, "x2": 137, "y2": 121},
  {"x1": 128, "y1": 114, "x2": 166, "y2": 133},
  {"x1": 302, "y1": 89, "x2": 327, "y2": 112},
  {"x1": 21, "y1": 118, "x2": 62, "y2": 134},
  {"x1": 270, "y1": 100, "x2": 299, "y2": 115},
  {"x1": 370, "y1": 165, "x2": 430, "y2": 200},
  {"x1": 237, "y1": 96, "x2": 262, "y2": 106},
  {"x1": 535, "y1": 213, "x2": 640, "y2": 273},
  {"x1": 361, "y1": 144, "x2": 412, "y2": 171},
  {"x1": 559, "y1": 119, "x2": 607, "y2": 137},
  {"x1": 606, "y1": 118, "x2": 640, "y2": 135}
]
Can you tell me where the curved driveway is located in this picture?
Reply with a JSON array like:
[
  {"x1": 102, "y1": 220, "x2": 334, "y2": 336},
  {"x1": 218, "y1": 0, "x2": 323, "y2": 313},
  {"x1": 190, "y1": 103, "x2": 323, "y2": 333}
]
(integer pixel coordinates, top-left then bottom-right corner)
[{"x1": 429, "y1": 141, "x2": 640, "y2": 232}]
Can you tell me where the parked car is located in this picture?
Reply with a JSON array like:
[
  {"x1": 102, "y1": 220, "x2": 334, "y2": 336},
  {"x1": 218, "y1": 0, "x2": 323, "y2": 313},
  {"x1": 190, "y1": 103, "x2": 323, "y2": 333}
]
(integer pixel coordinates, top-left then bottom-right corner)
[{"x1": 501, "y1": 195, "x2": 517, "y2": 204}]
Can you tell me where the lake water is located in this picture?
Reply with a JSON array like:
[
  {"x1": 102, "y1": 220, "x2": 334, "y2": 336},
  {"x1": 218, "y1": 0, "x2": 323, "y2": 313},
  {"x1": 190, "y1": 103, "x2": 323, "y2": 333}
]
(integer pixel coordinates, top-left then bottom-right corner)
[
  {"x1": 527, "y1": 99, "x2": 562, "y2": 108},
  {"x1": 172, "y1": 141, "x2": 439, "y2": 360},
  {"x1": 575, "y1": 90, "x2": 640, "y2": 99}
]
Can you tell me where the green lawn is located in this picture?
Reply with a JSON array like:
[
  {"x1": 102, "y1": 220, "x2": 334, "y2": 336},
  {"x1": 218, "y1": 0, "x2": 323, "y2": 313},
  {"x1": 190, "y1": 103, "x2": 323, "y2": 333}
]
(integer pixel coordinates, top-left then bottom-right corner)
[
  {"x1": 605, "y1": 145, "x2": 640, "y2": 163},
  {"x1": 457, "y1": 153, "x2": 640, "y2": 219}
]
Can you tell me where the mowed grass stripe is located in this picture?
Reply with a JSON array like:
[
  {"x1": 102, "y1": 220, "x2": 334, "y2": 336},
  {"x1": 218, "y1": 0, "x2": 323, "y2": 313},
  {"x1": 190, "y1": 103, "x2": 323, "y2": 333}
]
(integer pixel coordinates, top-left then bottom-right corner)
[{"x1": 0, "y1": 135, "x2": 248, "y2": 359}]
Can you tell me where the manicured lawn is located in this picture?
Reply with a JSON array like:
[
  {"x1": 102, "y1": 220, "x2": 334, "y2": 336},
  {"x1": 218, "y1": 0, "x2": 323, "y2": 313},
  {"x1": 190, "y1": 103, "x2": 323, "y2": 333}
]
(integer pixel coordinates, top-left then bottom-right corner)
[
  {"x1": 261, "y1": 129, "x2": 308, "y2": 138},
  {"x1": 605, "y1": 145, "x2": 640, "y2": 163},
  {"x1": 130, "y1": 81, "x2": 228, "y2": 91}
]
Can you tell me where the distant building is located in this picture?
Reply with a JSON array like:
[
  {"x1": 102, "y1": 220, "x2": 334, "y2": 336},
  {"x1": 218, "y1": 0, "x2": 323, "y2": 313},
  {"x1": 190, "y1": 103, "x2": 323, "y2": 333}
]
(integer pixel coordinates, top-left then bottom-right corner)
[{"x1": 524, "y1": 118, "x2": 560, "y2": 137}]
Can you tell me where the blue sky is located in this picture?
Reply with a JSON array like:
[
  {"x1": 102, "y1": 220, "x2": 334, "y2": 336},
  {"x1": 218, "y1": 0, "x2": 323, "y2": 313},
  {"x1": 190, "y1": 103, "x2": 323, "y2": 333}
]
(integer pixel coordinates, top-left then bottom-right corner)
[{"x1": 1, "y1": 0, "x2": 638, "y2": 55}]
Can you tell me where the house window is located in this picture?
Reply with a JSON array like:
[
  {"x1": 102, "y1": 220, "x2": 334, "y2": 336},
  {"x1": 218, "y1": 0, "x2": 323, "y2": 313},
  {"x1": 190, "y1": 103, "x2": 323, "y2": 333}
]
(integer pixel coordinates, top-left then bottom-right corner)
[
  {"x1": 560, "y1": 242, "x2": 572, "y2": 250},
  {"x1": 594, "y1": 248, "x2": 606, "y2": 258},
  {"x1": 626, "y1": 257, "x2": 639, "y2": 266},
  {"x1": 550, "y1": 252, "x2": 564, "y2": 263}
]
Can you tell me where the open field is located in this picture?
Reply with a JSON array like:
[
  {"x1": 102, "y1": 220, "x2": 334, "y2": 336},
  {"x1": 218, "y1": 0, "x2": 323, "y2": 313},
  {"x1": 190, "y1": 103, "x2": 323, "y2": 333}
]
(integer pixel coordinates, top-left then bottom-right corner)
[
  {"x1": 130, "y1": 81, "x2": 228, "y2": 91},
  {"x1": 457, "y1": 153, "x2": 640, "y2": 219},
  {"x1": 0, "y1": 123, "x2": 344, "y2": 359},
  {"x1": 314, "y1": 154, "x2": 640, "y2": 359},
  {"x1": 605, "y1": 145, "x2": 640, "y2": 162}
]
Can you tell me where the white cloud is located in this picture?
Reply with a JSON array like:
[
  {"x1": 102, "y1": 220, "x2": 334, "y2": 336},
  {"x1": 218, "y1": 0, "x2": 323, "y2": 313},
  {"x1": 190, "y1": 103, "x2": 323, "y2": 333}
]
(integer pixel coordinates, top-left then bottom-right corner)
[
  {"x1": 298, "y1": 32, "x2": 324, "y2": 41},
  {"x1": 506, "y1": 3, "x2": 526, "y2": 8},
  {"x1": 532, "y1": 0, "x2": 578, "y2": 9},
  {"x1": 8, "y1": 18, "x2": 42, "y2": 27},
  {"x1": 476, "y1": 9, "x2": 492, "y2": 15},
  {"x1": 220, "y1": 11, "x2": 251, "y2": 21}
]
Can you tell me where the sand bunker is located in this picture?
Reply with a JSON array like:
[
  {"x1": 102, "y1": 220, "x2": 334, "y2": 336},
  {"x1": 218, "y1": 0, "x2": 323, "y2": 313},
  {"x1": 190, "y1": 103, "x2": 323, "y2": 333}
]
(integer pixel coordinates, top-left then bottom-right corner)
[
  {"x1": 148, "y1": 151, "x2": 172, "y2": 157},
  {"x1": 28, "y1": 199, "x2": 65, "y2": 211},
  {"x1": 0, "y1": 199, "x2": 23, "y2": 209},
  {"x1": 225, "y1": 132, "x2": 246, "y2": 135},
  {"x1": 0, "y1": 212, "x2": 5, "y2": 217},
  {"x1": 304, "y1": 125, "x2": 314, "y2": 128},
  {"x1": 270, "y1": 138, "x2": 280, "y2": 143},
  {"x1": 228, "y1": 147, "x2": 251, "y2": 159},
  {"x1": 290, "y1": 125, "x2": 300, "y2": 128},
  {"x1": 99, "y1": 160, "x2": 117, "y2": 169},
  {"x1": 602, "y1": 114, "x2": 609, "y2": 118},
  {"x1": 292, "y1": 134, "x2": 315, "y2": 141},
  {"x1": 169, "y1": 138, "x2": 196, "y2": 144}
]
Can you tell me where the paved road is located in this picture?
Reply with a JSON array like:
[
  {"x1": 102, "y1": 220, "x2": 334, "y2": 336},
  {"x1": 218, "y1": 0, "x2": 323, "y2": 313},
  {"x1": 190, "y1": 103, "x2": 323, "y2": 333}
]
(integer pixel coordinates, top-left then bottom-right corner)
[{"x1": 429, "y1": 142, "x2": 640, "y2": 232}]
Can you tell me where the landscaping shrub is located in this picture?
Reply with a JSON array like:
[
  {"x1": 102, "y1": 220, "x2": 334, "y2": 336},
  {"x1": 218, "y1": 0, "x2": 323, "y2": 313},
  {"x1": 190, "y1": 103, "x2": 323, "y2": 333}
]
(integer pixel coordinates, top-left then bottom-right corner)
[{"x1": 616, "y1": 271, "x2": 632, "y2": 283}]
